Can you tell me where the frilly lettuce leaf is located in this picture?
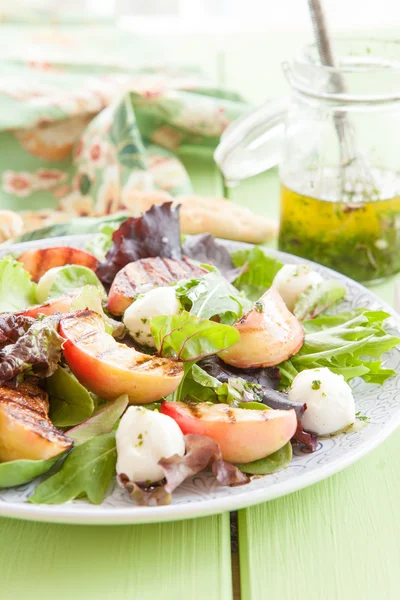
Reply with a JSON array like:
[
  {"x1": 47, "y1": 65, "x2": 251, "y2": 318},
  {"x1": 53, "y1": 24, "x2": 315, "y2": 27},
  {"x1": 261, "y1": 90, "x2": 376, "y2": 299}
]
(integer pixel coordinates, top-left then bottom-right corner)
[
  {"x1": 0, "y1": 316, "x2": 63, "y2": 384},
  {"x1": 231, "y1": 246, "x2": 282, "y2": 301},
  {"x1": 0, "y1": 255, "x2": 37, "y2": 312},
  {"x1": 278, "y1": 309, "x2": 400, "y2": 387},
  {"x1": 0, "y1": 314, "x2": 34, "y2": 349}
]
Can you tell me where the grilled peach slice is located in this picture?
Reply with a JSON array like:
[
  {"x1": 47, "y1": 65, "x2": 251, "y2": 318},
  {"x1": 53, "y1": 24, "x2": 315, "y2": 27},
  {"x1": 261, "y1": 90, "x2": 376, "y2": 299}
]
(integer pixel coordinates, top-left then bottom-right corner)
[
  {"x1": 18, "y1": 247, "x2": 98, "y2": 281},
  {"x1": 0, "y1": 380, "x2": 72, "y2": 462},
  {"x1": 161, "y1": 401, "x2": 297, "y2": 463},
  {"x1": 21, "y1": 293, "x2": 77, "y2": 318},
  {"x1": 219, "y1": 288, "x2": 304, "y2": 368},
  {"x1": 59, "y1": 310, "x2": 184, "y2": 404},
  {"x1": 108, "y1": 257, "x2": 206, "y2": 316}
]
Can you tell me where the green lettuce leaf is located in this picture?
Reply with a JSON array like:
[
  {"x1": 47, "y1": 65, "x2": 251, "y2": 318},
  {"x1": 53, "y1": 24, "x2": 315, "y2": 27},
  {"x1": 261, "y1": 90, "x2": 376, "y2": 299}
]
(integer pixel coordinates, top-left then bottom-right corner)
[
  {"x1": 178, "y1": 364, "x2": 263, "y2": 405},
  {"x1": 67, "y1": 394, "x2": 129, "y2": 445},
  {"x1": 47, "y1": 367, "x2": 95, "y2": 427},
  {"x1": 0, "y1": 255, "x2": 37, "y2": 312},
  {"x1": 0, "y1": 316, "x2": 63, "y2": 384},
  {"x1": 175, "y1": 271, "x2": 252, "y2": 325},
  {"x1": 29, "y1": 432, "x2": 117, "y2": 505},
  {"x1": 84, "y1": 224, "x2": 116, "y2": 261},
  {"x1": 12, "y1": 213, "x2": 126, "y2": 244},
  {"x1": 231, "y1": 247, "x2": 282, "y2": 301},
  {"x1": 47, "y1": 265, "x2": 104, "y2": 300},
  {"x1": 278, "y1": 309, "x2": 400, "y2": 387},
  {"x1": 70, "y1": 286, "x2": 126, "y2": 338},
  {"x1": 150, "y1": 312, "x2": 240, "y2": 362},
  {"x1": 293, "y1": 280, "x2": 346, "y2": 321},
  {"x1": 0, "y1": 454, "x2": 64, "y2": 488},
  {"x1": 237, "y1": 442, "x2": 292, "y2": 475}
]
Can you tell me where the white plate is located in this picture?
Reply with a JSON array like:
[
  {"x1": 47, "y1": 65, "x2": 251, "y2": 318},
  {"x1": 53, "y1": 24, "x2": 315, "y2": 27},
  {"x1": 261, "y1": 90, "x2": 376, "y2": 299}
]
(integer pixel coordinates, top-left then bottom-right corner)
[{"x1": 0, "y1": 235, "x2": 399, "y2": 525}]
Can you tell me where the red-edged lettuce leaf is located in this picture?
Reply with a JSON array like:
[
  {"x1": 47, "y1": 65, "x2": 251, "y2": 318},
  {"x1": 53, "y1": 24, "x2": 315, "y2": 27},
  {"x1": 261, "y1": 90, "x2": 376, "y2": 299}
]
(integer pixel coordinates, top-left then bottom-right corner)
[
  {"x1": 292, "y1": 422, "x2": 319, "y2": 452},
  {"x1": 198, "y1": 356, "x2": 306, "y2": 419},
  {"x1": 117, "y1": 474, "x2": 172, "y2": 507},
  {"x1": 97, "y1": 203, "x2": 182, "y2": 284},
  {"x1": 151, "y1": 312, "x2": 240, "y2": 362},
  {"x1": 118, "y1": 434, "x2": 249, "y2": 506},
  {"x1": 0, "y1": 314, "x2": 34, "y2": 349},
  {"x1": 293, "y1": 280, "x2": 346, "y2": 321},
  {"x1": 160, "y1": 434, "x2": 249, "y2": 492},
  {"x1": 182, "y1": 234, "x2": 240, "y2": 281},
  {"x1": 0, "y1": 316, "x2": 63, "y2": 384}
]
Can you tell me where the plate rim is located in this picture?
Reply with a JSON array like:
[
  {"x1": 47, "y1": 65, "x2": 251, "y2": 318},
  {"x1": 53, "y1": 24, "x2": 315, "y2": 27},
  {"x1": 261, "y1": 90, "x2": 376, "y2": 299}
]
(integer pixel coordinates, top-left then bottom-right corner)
[{"x1": 0, "y1": 234, "x2": 399, "y2": 525}]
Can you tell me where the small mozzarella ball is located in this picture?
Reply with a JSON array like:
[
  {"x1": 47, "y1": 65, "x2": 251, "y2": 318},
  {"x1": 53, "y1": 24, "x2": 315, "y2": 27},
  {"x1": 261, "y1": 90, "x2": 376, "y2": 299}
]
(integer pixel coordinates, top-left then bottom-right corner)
[
  {"x1": 0, "y1": 210, "x2": 23, "y2": 242},
  {"x1": 36, "y1": 266, "x2": 65, "y2": 303},
  {"x1": 123, "y1": 286, "x2": 181, "y2": 347},
  {"x1": 289, "y1": 367, "x2": 355, "y2": 435},
  {"x1": 272, "y1": 264, "x2": 323, "y2": 311},
  {"x1": 116, "y1": 406, "x2": 185, "y2": 483}
]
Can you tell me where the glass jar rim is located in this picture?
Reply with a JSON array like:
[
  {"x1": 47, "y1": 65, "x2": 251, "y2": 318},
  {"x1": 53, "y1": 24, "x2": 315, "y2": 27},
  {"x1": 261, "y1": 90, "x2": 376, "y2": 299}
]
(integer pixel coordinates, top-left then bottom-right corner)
[
  {"x1": 293, "y1": 38, "x2": 400, "y2": 74},
  {"x1": 286, "y1": 38, "x2": 400, "y2": 104}
]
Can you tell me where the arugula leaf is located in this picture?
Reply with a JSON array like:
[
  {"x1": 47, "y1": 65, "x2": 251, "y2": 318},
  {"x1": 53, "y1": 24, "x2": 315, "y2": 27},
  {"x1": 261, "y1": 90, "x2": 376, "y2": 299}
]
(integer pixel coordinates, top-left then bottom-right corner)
[
  {"x1": 0, "y1": 255, "x2": 37, "y2": 312},
  {"x1": 70, "y1": 286, "x2": 126, "y2": 338},
  {"x1": 231, "y1": 247, "x2": 282, "y2": 301},
  {"x1": 67, "y1": 394, "x2": 129, "y2": 445},
  {"x1": 29, "y1": 432, "x2": 117, "y2": 505},
  {"x1": 237, "y1": 442, "x2": 292, "y2": 475},
  {"x1": 150, "y1": 312, "x2": 240, "y2": 362},
  {"x1": 47, "y1": 265, "x2": 104, "y2": 301},
  {"x1": 293, "y1": 280, "x2": 346, "y2": 321},
  {"x1": 175, "y1": 271, "x2": 251, "y2": 325},
  {"x1": 0, "y1": 316, "x2": 63, "y2": 384},
  {"x1": 47, "y1": 367, "x2": 95, "y2": 427},
  {"x1": 0, "y1": 454, "x2": 64, "y2": 488},
  {"x1": 278, "y1": 309, "x2": 400, "y2": 387}
]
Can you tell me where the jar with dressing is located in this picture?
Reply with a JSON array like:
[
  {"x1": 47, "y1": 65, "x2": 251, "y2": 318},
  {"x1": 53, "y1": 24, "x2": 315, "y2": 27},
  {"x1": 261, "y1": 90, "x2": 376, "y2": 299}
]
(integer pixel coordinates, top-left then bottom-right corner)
[{"x1": 215, "y1": 39, "x2": 400, "y2": 283}]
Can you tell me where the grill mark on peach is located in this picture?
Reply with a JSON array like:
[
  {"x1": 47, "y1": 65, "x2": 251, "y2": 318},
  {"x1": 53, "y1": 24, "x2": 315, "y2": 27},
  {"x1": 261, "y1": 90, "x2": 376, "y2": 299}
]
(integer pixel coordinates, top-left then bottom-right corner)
[
  {"x1": 72, "y1": 330, "x2": 99, "y2": 344},
  {"x1": 2, "y1": 403, "x2": 72, "y2": 445}
]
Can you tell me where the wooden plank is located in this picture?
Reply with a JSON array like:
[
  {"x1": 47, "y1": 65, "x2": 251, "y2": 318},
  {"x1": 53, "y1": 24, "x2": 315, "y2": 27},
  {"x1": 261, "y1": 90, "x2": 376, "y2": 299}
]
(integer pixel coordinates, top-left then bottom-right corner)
[
  {"x1": 231, "y1": 166, "x2": 400, "y2": 600},
  {"x1": 0, "y1": 513, "x2": 232, "y2": 600},
  {"x1": 238, "y1": 430, "x2": 400, "y2": 600},
  {"x1": 0, "y1": 145, "x2": 232, "y2": 600}
]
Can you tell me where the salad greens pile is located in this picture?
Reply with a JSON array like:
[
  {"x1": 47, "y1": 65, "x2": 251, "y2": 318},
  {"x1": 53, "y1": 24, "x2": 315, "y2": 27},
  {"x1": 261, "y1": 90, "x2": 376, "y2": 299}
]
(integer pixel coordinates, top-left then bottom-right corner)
[
  {"x1": 0, "y1": 202, "x2": 398, "y2": 507},
  {"x1": 278, "y1": 309, "x2": 400, "y2": 388}
]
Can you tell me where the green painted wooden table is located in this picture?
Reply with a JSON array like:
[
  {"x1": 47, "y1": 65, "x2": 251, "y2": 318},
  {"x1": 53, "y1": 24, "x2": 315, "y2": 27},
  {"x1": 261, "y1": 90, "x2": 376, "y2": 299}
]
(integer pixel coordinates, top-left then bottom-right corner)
[{"x1": 1, "y1": 29, "x2": 399, "y2": 600}]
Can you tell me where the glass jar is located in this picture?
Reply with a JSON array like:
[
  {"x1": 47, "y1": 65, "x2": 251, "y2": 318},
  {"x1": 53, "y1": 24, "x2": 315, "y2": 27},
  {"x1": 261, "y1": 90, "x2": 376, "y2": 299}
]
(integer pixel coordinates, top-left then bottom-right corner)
[{"x1": 215, "y1": 39, "x2": 400, "y2": 283}]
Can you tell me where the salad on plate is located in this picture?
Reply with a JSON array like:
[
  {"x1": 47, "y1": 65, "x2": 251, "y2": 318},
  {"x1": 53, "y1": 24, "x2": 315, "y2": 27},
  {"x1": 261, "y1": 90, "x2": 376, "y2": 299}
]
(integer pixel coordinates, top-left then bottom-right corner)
[{"x1": 0, "y1": 202, "x2": 398, "y2": 507}]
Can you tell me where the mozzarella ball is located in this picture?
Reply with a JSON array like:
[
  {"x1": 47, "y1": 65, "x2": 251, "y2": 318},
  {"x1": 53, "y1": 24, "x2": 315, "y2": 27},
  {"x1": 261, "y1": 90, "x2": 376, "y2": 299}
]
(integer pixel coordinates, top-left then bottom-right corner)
[
  {"x1": 123, "y1": 286, "x2": 181, "y2": 347},
  {"x1": 116, "y1": 406, "x2": 185, "y2": 483},
  {"x1": 272, "y1": 264, "x2": 323, "y2": 311},
  {"x1": 36, "y1": 266, "x2": 65, "y2": 303},
  {"x1": 289, "y1": 367, "x2": 355, "y2": 435}
]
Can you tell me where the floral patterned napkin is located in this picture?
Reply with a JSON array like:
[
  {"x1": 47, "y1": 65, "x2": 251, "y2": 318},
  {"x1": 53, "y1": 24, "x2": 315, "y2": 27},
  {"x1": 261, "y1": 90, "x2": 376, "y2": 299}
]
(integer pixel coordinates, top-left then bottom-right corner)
[{"x1": 0, "y1": 23, "x2": 248, "y2": 230}]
